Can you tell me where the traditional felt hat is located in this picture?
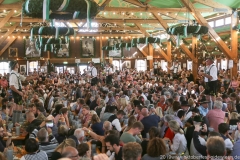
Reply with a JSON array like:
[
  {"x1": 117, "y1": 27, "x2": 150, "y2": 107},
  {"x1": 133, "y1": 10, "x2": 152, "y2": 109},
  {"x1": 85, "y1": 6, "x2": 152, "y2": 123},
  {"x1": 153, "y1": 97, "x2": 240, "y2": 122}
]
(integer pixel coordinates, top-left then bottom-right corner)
[{"x1": 193, "y1": 115, "x2": 203, "y2": 122}]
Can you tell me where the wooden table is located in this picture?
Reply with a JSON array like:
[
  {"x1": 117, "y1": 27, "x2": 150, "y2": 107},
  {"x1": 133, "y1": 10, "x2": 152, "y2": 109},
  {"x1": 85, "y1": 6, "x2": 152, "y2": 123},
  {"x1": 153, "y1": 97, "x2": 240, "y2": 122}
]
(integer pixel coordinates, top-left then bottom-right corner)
[
  {"x1": 3, "y1": 135, "x2": 25, "y2": 141},
  {"x1": 14, "y1": 146, "x2": 26, "y2": 158}
]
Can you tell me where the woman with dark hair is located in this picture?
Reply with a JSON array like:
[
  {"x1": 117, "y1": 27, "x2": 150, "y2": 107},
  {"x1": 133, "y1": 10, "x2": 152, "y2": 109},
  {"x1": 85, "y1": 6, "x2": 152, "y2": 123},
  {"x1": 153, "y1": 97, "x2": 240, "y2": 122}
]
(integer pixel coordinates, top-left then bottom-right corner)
[
  {"x1": 20, "y1": 138, "x2": 48, "y2": 160},
  {"x1": 142, "y1": 137, "x2": 167, "y2": 160},
  {"x1": 141, "y1": 127, "x2": 160, "y2": 156},
  {"x1": 77, "y1": 143, "x2": 91, "y2": 159}
]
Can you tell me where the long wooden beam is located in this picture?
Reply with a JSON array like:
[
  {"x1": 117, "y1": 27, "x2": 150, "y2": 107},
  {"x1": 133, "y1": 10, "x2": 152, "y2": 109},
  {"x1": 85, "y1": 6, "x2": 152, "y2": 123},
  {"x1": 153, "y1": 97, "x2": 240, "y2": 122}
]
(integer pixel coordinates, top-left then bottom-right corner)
[
  {"x1": 0, "y1": 33, "x2": 143, "y2": 37},
  {"x1": 149, "y1": 44, "x2": 153, "y2": 69},
  {"x1": 193, "y1": 0, "x2": 232, "y2": 14},
  {"x1": 0, "y1": 32, "x2": 20, "y2": 56},
  {"x1": 0, "y1": 17, "x2": 178, "y2": 23},
  {"x1": 0, "y1": 10, "x2": 15, "y2": 28},
  {"x1": 152, "y1": 12, "x2": 197, "y2": 63},
  {"x1": 1, "y1": 26, "x2": 154, "y2": 31},
  {"x1": 103, "y1": 7, "x2": 217, "y2": 12},
  {"x1": 122, "y1": 0, "x2": 146, "y2": 7},
  {"x1": 0, "y1": 23, "x2": 18, "y2": 44},
  {"x1": 100, "y1": 0, "x2": 112, "y2": 7},
  {"x1": 137, "y1": 45, "x2": 148, "y2": 57},
  {"x1": 180, "y1": 0, "x2": 234, "y2": 62},
  {"x1": 135, "y1": 23, "x2": 150, "y2": 37},
  {"x1": 156, "y1": 47, "x2": 171, "y2": 62}
]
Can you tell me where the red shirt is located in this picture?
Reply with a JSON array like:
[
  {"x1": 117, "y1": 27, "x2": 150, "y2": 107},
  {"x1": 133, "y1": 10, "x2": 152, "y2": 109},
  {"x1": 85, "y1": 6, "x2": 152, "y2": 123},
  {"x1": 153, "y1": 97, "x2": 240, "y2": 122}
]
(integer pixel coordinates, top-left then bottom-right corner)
[
  {"x1": 164, "y1": 127, "x2": 175, "y2": 142},
  {"x1": 158, "y1": 102, "x2": 167, "y2": 111}
]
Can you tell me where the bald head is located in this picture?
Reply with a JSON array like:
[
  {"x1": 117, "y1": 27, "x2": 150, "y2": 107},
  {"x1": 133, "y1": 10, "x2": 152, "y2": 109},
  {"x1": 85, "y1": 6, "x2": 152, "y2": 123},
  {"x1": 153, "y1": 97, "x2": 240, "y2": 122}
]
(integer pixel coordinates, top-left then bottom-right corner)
[
  {"x1": 103, "y1": 121, "x2": 112, "y2": 131},
  {"x1": 141, "y1": 108, "x2": 149, "y2": 117},
  {"x1": 62, "y1": 146, "x2": 79, "y2": 160}
]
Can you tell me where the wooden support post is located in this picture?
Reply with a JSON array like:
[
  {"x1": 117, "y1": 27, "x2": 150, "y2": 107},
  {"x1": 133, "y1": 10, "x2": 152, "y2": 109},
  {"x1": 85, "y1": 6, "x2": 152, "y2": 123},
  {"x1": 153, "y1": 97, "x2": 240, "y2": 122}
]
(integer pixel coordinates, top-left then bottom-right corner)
[
  {"x1": 148, "y1": 43, "x2": 153, "y2": 70},
  {"x1": 167, "y1": 41, "x2": 172, "y2": 72},
  {"x1": 192, "y1": 36, "x2": 198, "y2": 82},
  {"x1": 100, "y1": 34, "x2": 103, "y2": 63},
  {"x1": 231, "y1": 11, "x2": 238, "y2": 77},
  {"x1": 137, "y1": 45, "x2": 148, "y2": 57}
]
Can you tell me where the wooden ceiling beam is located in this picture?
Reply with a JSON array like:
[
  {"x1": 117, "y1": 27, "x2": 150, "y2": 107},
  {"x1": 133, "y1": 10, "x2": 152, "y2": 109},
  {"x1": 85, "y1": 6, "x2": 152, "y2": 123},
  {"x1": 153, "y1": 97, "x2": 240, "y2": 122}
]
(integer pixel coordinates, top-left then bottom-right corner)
[
  {"x1": 193, "y1": 0, "x2": 232, "y2": 14},
  {"x1": 180, "y1": 0, "x2": 234, "y2": 62},
  {"x1": 0, "y1": 10, "x2": 15, "y2": 28},
  {"x1": 135, "y1": 23, "x2": 150, "y2": 37},
  {"x1": 100, "y1": 0, "x2": 112, "y2": 7},
  {"x1": 122, "y1": 0, "x2": 146, "y2": 8},
  {"x1": 155, "y1": 47, "x2": 171, "y2": 62},
  {"x1": 103, "y1": 7, "x2": 216, "y2": 12},
  {"x1": 1, "y1": 26, "x2": 152, "y2": 31},
  {"x1": 0, "y1": 33, "x2": 143, "y2": 37},
  {"x1": 0, "y1": 32, "x2": 20, "y2": 56},
  {"x1": 136, "y1": 45, "x2": 148, "y2": 57},
  {"x1": 0, "y1": 0, "x2": 4, "y2": 4},
  {"x1": 0, "y1": 17, "x2": 178, "y2": 23},
  {"x1": 0, "y1": 23, "x2": 18, "y2": 44}
]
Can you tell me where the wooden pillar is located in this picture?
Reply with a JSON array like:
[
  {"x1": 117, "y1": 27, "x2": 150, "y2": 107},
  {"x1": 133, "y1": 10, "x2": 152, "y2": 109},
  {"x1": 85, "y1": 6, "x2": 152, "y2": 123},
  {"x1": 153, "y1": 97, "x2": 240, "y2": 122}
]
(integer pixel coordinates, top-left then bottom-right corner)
[
  {"x1": 99, "y1": 34, "x2": 103, "y2": 63},
  {"x1": 167, "y1": 41, "x2": 172, "y2": 73},
  {"x1": 231, "y1": 10, "x2": 238, "y2": 77},
  {"x1": 192, "y1": 36, "x2": 198, "y2": 82},
  {"x1": 148, "y1": 43, "x2": 153, "y2": 70}
]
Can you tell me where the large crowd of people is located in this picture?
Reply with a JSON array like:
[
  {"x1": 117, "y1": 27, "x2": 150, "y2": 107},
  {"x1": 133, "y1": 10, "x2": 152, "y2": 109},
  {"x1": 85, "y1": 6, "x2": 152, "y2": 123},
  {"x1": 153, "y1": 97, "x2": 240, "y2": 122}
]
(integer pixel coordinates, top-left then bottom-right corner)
[{"x1": 0, "y1": 57, "x2": 239, "y2": 160}]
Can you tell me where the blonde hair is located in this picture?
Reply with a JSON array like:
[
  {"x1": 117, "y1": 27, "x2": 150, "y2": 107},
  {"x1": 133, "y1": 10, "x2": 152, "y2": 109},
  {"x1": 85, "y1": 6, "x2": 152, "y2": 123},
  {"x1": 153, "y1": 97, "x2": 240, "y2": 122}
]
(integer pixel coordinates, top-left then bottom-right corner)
[
  {"x1": 188, "y1": 98, "x2": 194, "y2": 107},
  {"x1": 155, "y1": 107, "x2": 163, "y2": 119},
  {"x1": 168, "y1": 120, "x2": 184, "y2": 134},
  {"x1": 118, "y1": 98, "x2": 128, "y2": 110},
  {"x1": 230, "y1": 112, "x2": 239, "y2": 120},
  {"x1": 54, "y1": 138, "x2": 76, "y2": 153}
]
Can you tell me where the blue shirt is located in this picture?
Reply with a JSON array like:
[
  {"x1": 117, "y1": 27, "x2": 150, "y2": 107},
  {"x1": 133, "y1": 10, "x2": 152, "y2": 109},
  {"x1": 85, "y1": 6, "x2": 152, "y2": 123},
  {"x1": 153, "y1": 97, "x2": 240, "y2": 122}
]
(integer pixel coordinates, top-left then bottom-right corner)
[
  {"x1": 141, "y1": 115, "x2": 160, "y2": 138},
  {"x1": 198, "y1": 105, "x2": 209, "y2": 116},
  {"x1": 232, "y1": 139, "x2": 240, "y2": 159}
]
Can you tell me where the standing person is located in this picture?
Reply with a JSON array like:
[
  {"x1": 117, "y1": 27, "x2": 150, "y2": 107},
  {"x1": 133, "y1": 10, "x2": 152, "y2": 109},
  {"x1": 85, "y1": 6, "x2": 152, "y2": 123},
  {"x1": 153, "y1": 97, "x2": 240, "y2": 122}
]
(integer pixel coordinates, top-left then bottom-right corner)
[
  {"x1": 88, "y1": 62, "x2": 98, "y2": 86},
  {"x1": 9, "y1": 60, "x2": 38, "y2": 104},
  {"x1": 166, "y1": 60, "x2": 181, "y2": 79},
  {"x1": 153, "y1": 59, "x2": 158, "y2": 76},
  {"x1": 105, "y1": 63, "x2": 113, "y2": 85},
  {"x1": 198, "y1": 57, "x2": 218, "y2": 96}
]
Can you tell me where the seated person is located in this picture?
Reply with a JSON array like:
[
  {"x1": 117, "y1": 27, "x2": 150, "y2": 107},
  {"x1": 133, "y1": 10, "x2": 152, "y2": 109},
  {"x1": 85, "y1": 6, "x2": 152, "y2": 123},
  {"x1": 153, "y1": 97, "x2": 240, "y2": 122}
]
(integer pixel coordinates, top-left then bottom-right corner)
[{"x1": 20, "y1": 138, "x2": 48, "y2": 160}]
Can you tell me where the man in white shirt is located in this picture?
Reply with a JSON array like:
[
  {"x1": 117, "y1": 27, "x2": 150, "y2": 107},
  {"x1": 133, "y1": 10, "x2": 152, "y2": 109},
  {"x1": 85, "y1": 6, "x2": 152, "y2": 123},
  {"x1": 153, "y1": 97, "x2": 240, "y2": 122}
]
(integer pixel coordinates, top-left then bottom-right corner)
[
  {"x1": 105, "y1": 63, "x2": 113, "y2": 85},
  {"x1": 153, "y1": 59, "x2": 158, "y2": 75},
  {"x1": 198, "y1": 57, "x2": 218, "y2": 96},
  {"x1": 88, "y1": 61, "x2": 98, "y2": 86},
  {"x1": 9, "y1": 60, "x2": 37, "y2": 104},
  {"x1": 167, "y1": 60, "x2": 181, "y2": 79}
]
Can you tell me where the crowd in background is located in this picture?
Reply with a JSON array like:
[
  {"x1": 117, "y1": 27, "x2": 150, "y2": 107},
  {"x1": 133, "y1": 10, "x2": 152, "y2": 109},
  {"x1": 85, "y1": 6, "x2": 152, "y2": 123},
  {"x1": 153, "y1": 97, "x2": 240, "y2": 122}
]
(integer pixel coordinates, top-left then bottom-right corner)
[{"x1": 0, "y1": 59, "x2": 239, "y2": 160}]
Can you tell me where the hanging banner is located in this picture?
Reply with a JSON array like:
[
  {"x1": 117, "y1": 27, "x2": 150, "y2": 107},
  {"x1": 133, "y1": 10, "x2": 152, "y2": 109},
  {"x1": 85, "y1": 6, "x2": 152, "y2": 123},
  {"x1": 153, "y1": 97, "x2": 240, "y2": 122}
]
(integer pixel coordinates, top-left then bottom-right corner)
[{"x1": 229, "y1": 60, "x2": 233, "y2": 68}]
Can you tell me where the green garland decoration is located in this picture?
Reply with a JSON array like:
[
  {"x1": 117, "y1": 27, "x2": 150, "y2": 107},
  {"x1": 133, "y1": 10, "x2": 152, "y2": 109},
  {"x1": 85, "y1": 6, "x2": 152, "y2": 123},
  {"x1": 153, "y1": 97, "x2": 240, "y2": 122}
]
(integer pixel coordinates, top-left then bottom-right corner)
[{"x1": 22, "y1": 0, "x2": 99, "y2": 20}]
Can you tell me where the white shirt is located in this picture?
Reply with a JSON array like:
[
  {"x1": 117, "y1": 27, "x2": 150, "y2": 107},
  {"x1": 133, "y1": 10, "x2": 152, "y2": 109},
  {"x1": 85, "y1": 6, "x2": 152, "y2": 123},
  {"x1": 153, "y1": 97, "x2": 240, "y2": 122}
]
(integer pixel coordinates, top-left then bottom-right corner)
[
  {"x1": 153, "y1": 62, "x2": 158, "y2": 69},
  {"x1": 88, "y1": 66, "x2": 97, "y2": 78},
  {"x1": 9, "y1": 70, "x2": 26, "y2": 90},
  {"x1": 105, "y1": 67, "x2": 113, "y2": 75},
  {"x1": 204, "y1": 64, "x2": 218, "y2": 82},
  {"x1": 112, "y1": 118, "x2": 122, "y2": 132},
  {"x1": 190, "y1": 136, "x2": 206, "y2": 157},
  {"x1": 170, "y1": 63, "x2": 181, "y2": 73},
  {"x1": 171, "y1": 133, "x2": 187, "y2": 154}
]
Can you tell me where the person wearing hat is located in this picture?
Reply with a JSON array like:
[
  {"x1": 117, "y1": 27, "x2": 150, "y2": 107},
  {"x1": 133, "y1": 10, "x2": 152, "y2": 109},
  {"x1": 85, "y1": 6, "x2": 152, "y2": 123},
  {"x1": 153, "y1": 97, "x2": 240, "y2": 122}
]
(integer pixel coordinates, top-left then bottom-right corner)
[
  {"x1": 87, "y1": 61, "x2": 98, "y2": 86},
  {"x1": 166, "y1": 60, "x2": 181, "y2": 79},
  {"x1": 198, "y1": 57, "x2": 218, "y2": 96},
  {"x1": 9, "y1": 60, "x2": 38, "y2": 104},
  {"x1": 104, "y1": 63, "x2": 113, "y2": 85},
  {"x1": 180, "y1": 100, "x2": 193, "y2": 124},
  {"x1": 198, "y1": 99, "x2": 210, "y2": 117}
]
